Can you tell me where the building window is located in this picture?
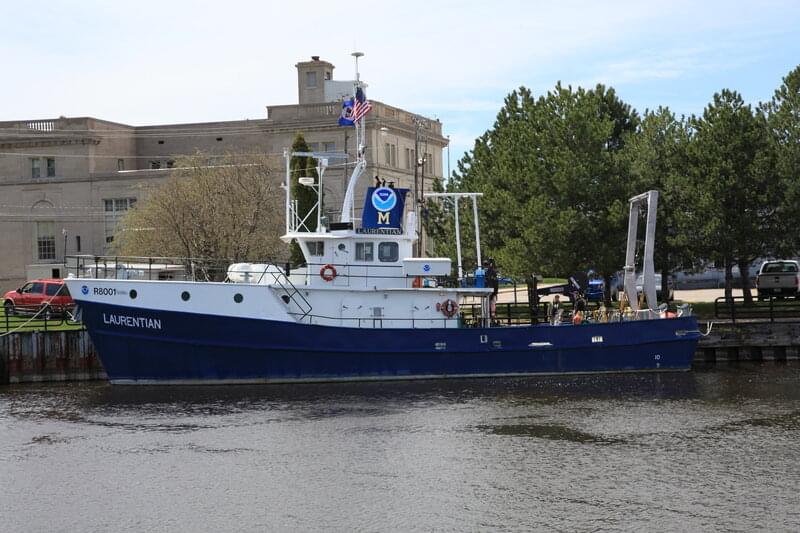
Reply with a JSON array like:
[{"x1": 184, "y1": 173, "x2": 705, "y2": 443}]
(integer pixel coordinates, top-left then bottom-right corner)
[
  {"x1": 104, "y1": 197, "x2": 137, "y2": 244},
  {"x1": 306, "y1": 71, "x2": 317, "y2": 88},
  {"x1": 323, "y1": 141, "x2": 336, "y2": 152},
  {"x1": 355, "y1": 242, "x2": 374, "y2": 261},
  {"x1": 307, "y1": 241, "x2": 324, "y2": 256},
  {"x1": 36, "y1": 221, "x2": 56, "y2": 260},
  {"x1": 307, "y1": 143, "x2": 319, "y2": 152},
  {"x1": 378, "y1": 242, "x2": 398, "y2": 262},
  {"x1": 166, "y1": 160, "x2": 175, "y2": 168},
  {"x1": 384, "y1": 143, "x2": 397, "y2": 167},
  {"x1": 150, "y1": 160, "x2": 161, "y2": 169},
  {"x1": 324, "y1": 71, "x2": 331, "y2": 80},
  {"x1": 406, "y1": 148, "x2": 416, "y2": 170},
  {"x1": 425, "y1": 153, "x2": 433, "y2": 174},
  {"x1": 31, "y1": 158, "x2": 41, "y2": 179},
  {"x1": 46, "y1": 158, "x2": 55, "y2": 177},
  {"x1": 117, "y1": 159, "x2": 125, "y2": 171},
  {"x1": 75, "y1": 235, "x2": 81, "y2": 252}
]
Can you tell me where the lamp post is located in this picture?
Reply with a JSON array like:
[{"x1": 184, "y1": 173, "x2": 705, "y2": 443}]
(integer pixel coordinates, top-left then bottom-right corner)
[
  {"x1": 411, "y1": 115, "x2": 429, "y2": 256},
  {"x1": 62, "y1": 228, "x2": 67, "y2": 264}
]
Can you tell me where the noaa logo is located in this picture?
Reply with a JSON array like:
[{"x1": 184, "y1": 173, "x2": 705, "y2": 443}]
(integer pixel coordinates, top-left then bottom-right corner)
[
  {"x1": 371, "y1": 187, "x2": 397, "y2": 212},
  {"x1": 81, "y1": 285, "x2": 89, "y2": 295},
  {"x1": 423, "y1": 264, "x2": 431, "y2": 272}
]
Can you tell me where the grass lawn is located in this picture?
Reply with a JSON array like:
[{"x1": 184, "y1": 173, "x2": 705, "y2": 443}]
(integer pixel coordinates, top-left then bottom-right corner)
[
  {"x1": 540, "y1": 278, "x2": 568, "y2": 285},
  {"x1": 676, "y1": 301, "x2": 715, "y2": 320},
  {"x1": 0, "y1": 307, "x2": 84, "y2": 333}
]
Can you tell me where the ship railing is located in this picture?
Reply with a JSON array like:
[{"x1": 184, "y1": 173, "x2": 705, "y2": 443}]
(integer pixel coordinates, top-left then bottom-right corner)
[
  {"x1": 287, "y1": 312, "x2": 461, "y2": 329},
  {"x1": 65, "y1": 254, "x2": 235, "y2": 282},
  {"x1": 459, "y1": 301, "x2": 642, "y2": 327},
  {"x1": 65, "y1": 254, "x2": 314, "y2": 319},
  {"x1": 301, "y1": 261, "x2": 458, "y2": 286}
]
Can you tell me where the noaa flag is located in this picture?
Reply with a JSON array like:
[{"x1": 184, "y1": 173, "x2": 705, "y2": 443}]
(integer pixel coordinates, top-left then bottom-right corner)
[
  {"x1": 361, "y1": 187, "x2": 408, "y2": 229},
  {"x1": 339, "y1": 99, "x2": 354, "y2": 126}
]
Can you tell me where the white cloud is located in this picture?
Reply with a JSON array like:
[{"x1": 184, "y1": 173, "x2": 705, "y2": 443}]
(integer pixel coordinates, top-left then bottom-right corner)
[{"x1": 1, "y1": 0, "x2": 798, "y2": 138}]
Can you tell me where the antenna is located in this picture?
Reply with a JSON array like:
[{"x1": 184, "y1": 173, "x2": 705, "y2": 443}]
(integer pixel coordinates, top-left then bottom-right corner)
[{"x1": 351, "y1": 51, "x2": 364, "y2": 82}]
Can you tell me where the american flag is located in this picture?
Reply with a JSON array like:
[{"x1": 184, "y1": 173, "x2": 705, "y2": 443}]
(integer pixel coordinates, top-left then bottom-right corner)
[{"x1": 352, "y1": 87, "x2": 372, "y2": 122}]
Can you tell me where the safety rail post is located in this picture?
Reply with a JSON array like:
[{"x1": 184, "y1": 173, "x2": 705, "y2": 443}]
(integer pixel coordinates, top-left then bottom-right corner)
[
  {"x1": 506, "y1": 303, "x2": 512, "y2": 326},
  {"x1": 730, "y1": 297, "x2": 736, "y2": 323},
  {"x1": 770, "y1": 297, "x2": 774, "y2": 323}
]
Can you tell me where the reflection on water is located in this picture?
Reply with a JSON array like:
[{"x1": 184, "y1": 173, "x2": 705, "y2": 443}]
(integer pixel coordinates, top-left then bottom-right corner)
[
  {"x1": 2, "y1": 364, "x2": 800, "y2": 532},
  {"x1": 479, "y1": 422, "x2": 626, "y2": 444}
]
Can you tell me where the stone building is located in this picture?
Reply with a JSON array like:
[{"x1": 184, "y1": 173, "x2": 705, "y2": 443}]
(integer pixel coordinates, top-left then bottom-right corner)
[{"x1": 0, "y1": 57, "x2": 447, "y2": 291}]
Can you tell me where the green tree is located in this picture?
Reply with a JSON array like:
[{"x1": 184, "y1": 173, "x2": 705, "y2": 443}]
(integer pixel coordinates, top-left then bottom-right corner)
[
  {"x1": 440, "y1": 83, "x2": 638, "y2": 299},
  {"x1": 620, "y1": 107, "x2": 694, "y2": 300},
  {"x1": 688, "y1": 90, "x2": 778, "y2": 302},
  {"x1": 289, "y1": 133, "x2": 319, "y2": 265},
  {"x1": 762, "y1": 65, "x2": 800, "y2": 257}
]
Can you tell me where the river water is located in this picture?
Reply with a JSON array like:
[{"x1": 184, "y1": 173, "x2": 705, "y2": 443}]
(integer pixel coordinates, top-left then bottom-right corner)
[{"x1": 2, "y1": 364, "x2": 799, "y2": 532}]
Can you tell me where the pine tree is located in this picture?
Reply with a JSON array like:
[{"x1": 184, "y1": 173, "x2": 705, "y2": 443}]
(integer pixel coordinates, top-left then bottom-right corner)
[{"x1": 289, "y1": 133, "x2": 319, "y2": 265}]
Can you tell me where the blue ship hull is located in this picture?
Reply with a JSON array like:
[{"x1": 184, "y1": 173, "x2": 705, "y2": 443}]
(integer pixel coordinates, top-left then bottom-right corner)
[{"x1": 77, "y1": 301, "x2": 701, "y2": 384}]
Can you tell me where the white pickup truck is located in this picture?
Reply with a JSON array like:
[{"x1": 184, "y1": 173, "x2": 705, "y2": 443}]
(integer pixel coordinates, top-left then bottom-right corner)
[{"x1": 756, "y1": 260, "x2": 800, "y2": 299}]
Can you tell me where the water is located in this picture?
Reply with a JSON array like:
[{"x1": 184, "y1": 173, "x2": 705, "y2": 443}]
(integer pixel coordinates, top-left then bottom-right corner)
[{"x1": 2, "y1": 364, "x2": 800, "y2": 532}]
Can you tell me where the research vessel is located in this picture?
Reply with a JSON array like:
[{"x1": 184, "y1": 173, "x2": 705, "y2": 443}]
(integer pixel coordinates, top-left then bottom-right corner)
[{"x1": 64, "y1": 63, "x2": 700, "y2": 385}]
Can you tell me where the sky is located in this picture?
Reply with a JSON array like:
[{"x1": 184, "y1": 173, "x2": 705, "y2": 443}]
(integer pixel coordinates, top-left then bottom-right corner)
[{"x1": 3, "y1": 0, "x2": 800, "y2": 172}]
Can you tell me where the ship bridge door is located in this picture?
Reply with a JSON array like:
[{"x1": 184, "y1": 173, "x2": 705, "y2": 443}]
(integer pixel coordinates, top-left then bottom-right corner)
[{"x1": 333, "y1": 242, "x2": 350, "y2": 287}]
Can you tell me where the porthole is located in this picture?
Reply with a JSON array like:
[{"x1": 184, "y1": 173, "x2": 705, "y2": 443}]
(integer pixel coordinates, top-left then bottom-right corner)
[
  {"x1": 129, "y1": 289, "x2": 138, "y2": 299},
  {"x1": 234, "y1": 293, "x2": 243, "y2": 303},
  {"x1": 181, "y1": 291, "x2": 190, "y2": 301}
]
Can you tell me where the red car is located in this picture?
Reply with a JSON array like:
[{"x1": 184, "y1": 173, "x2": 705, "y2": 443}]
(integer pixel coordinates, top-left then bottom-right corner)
[{"x1": 2, "y1": 279, "x2": 75, "y2": 317}]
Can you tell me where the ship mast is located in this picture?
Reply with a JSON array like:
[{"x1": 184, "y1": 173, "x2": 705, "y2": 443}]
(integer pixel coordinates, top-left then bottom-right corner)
[{"x1": 340, "y1": 51, "x2": 367, "y2": 223}]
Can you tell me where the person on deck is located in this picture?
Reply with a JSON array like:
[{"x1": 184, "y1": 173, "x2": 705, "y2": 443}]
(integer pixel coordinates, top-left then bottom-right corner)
[
  {"x1": 573, "y1": 291, "x2": 587, "y2": 324},
  {"x1": 550, "y1": 294, "x2": 562, "y2": 325},
  {"x1": 485, "y1": 258, "x2": 499, "y2": 322}
]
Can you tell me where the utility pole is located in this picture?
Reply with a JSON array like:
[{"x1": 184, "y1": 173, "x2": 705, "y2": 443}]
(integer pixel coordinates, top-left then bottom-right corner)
[
  {"x1": 446, "y1": 134, "x2": 451, "y2": 179},
  {"x1": 411, "y1": 115, "x2": 428, "y2": 257}
]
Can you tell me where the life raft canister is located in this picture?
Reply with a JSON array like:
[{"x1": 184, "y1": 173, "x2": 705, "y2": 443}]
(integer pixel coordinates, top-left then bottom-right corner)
[
  {"x1": 436, "y1": 299, "x2": 459, "y2": 318},
  {"x1": 319, "y1": 264, "x2": 337, "y2": 282}
]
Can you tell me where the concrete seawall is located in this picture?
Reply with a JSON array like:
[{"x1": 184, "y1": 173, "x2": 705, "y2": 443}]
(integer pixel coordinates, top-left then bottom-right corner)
[
  {"x1": 696, "y1": 321, "x2": 800, "y2": 363},
  {"x1": 0, "y1": 330, "x2": 106, "y2": 384},
  {"x1": 1, "y1": 321, "x2": 798, "y2": 384}
]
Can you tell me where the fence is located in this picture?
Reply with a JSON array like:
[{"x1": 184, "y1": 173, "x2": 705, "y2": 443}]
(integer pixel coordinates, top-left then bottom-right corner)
[
  {"x1": 1, "y1": 305, "x2": 83, "y2": 334},
  {"x1": 714, "y1": 296, "x2": 800, "y2": 323}
]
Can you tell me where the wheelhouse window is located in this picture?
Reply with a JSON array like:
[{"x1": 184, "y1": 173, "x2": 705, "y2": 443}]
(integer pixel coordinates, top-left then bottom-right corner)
[
  {"x1": 355, "y1": 242, "x2": 374, "y2": 261},
  {"x1": 378, "y1": 242, "x2": 398, "y2": 262},
  {"x1": 307, "y1": 241, "x2": 324, "y2": 256}
]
